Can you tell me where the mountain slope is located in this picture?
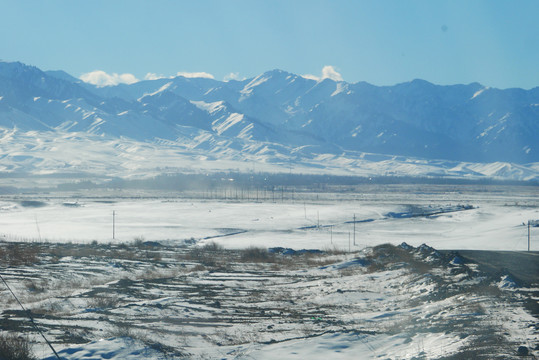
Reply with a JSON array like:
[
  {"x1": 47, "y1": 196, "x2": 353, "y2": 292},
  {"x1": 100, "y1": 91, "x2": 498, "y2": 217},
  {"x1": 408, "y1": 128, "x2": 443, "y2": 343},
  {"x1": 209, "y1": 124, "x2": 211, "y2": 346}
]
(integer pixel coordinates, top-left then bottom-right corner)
[{"x1": 0, "y1": 61, "x2": 538, "y2": 181}]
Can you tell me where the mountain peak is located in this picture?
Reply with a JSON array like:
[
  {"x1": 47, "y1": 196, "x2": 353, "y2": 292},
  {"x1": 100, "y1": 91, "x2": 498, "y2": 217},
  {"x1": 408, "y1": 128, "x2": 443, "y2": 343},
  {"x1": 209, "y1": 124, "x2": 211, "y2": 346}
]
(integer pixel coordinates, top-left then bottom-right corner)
[
  {"x1": 0, "y1": 61, "x2": 44, "y2": 79},
  {"x1": 264, "y1": 69, "x2": 288, "y2": 75},
  {"x1": 1, "y1": 60, "x2": 537, "y2": 167}
]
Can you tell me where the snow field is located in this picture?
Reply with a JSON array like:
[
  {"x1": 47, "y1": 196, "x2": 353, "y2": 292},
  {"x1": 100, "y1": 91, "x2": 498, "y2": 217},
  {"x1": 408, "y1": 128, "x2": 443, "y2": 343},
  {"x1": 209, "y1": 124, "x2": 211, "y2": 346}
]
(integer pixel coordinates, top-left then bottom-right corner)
[{"x1": 0, "y1": 192, "x2": 537, "y2": 250}]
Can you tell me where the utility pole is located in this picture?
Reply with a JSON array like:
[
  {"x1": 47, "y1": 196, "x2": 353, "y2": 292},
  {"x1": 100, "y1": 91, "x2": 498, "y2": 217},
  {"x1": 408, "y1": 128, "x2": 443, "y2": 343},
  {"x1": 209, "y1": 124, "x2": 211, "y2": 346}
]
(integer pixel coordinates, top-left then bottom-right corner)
[
  {"x1": 353, "y1": 213, "x2": 356, "y2": 246},
  {"x1": 528, "y1": 220, "x2": 531, "y2": 252},
  {"x1": 330, "y1": 225, "x2": 333, "y2": 244},
  {"x1": 34, "y1": 215, "x2": 42, "y2": 242},
  {"x1": 112, "y1": 210, "x2": 116, "y2": 240}
]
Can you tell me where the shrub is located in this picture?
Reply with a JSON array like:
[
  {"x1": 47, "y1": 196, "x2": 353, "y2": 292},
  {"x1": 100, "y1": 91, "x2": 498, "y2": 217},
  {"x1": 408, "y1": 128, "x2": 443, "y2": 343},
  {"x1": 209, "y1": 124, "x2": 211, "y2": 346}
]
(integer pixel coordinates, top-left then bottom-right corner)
[
  {"x1": 0, "y1": 244, "x2": 39, "y2": 266},
  {"x1": 201, "y1": 242, "x2": 223, "y2": 252},
  {"x1": 187, "y1": 242, "x2": 225, "y2": 267},
  {"x1": 87, "y1": 294, "x2": 120, "y2": 309},
  {"x1": 133, "y1": 236, "x2": 145, "y2": 247},
  {"x1": 240, "y1": 246, "x2": 273, "y2": 263},
  {"x1": 0, "y1": 333, "x2": 36, "y2": 360}
]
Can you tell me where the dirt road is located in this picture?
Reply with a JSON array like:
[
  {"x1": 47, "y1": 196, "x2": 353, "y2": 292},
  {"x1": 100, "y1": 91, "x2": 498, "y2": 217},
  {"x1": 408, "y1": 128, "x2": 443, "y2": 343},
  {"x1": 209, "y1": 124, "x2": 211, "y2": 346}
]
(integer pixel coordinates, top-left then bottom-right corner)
[{"x1": 443, "y1": 250, "x2": 539, "y2": 286}]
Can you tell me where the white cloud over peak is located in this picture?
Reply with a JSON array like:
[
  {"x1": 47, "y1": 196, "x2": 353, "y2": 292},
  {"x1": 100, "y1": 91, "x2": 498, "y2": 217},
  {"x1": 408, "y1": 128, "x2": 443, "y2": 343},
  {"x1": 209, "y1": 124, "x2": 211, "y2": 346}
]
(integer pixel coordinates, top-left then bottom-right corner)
[
  {"x1": 223, "y1": 72, "x2": 246, "y2": 82},
  {"x1": 80, "y1": 70, "x2": 139, "y2": 87},
  {"x1": 300, "y1": 73, "x2": 320, "y2": 81},
  {"x1": 301, "y1": 65, "x2": 344, "y2": 82},
  {"x1": 145, "y1": 71, "x2": 215, "y2": 81},
  {"x1": 321, "y1": 65, "x2": 343, "y2": 81},
  {"x1": 144, "y1": 73, "x2": 167, "y2": 81},
  {"x1": 175, "y1": 71, "x2": 214, "y2": 79},
  {"x1": 80, "y1": 70, "x2": 216, "y2": 86}
]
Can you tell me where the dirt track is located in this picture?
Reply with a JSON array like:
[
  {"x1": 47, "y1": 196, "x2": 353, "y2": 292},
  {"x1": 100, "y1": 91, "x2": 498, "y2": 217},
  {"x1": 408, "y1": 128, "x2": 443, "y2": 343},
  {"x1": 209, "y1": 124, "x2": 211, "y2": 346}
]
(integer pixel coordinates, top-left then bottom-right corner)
[{"x1": 443, "y1": 250, "x2": 539, "y2": 286}]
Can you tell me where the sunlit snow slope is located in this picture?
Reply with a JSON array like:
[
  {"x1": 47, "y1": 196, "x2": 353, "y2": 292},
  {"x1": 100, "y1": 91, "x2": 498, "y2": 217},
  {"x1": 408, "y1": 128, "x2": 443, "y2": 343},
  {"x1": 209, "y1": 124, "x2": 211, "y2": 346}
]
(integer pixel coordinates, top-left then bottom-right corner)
[{"x1": 0, "y1": 61, "x2": 538, "y2": 181}]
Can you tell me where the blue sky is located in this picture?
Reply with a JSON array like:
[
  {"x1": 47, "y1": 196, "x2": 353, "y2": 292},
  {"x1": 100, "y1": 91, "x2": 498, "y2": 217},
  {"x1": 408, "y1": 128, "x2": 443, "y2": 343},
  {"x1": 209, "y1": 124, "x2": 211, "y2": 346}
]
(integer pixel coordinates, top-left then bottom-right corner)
[{"x1": 1, "y1": 0, "x2": 538, "y2": 89}]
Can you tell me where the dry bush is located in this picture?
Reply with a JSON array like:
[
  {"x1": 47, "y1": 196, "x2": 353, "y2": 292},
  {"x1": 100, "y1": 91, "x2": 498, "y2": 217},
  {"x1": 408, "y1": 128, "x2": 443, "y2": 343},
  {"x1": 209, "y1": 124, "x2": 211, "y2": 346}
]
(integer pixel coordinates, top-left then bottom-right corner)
[
  {"x1": 150, "y1": 251, "x2": 162, "y2": 262},
  {"x1": 201, "y1": 242, "x2": 223, "y2": 252},
  {"x1": 305, "y1": 255, "x2": 338, "y2": 267},
  {"x1": 269, "y1": 258, "x2": 296, "y2": 271},
  {"x1": 338, "y1": 267, "x2": 357, "y2": 277},
  {"x1": 191, "y1": 264, "x2": 206, "y2": 272},
  {"x1": 0, "y1": 333, "x2": 36, "y2": 360},
  {"x1": 322, "y1": 245, "x2": 348, "y2": 255},
  {"x1": 0, "y1": 244, "x2": 40, "y2": 266},
  {"x1": 106, "y1": 322, "x2": 185, "y2": 358},
  {"x1": 240, "y1": 246, "x2": 274, "y2": 263},
  {"x1": 133, "y1": 236, "x2": 145, "y2": 247},
  {"x1": 46, "y1": 243, "x2": 108, "y2": 259},
  {"x1": 187, "y1": 242, "x2": 227, "y2": 267},
  {"x1": 24, "y1": 279, "x2": 46, "y2": 293},
  {"x1": 188, "y1": 248, "x2": 215, "y2": 267},
  {"x1": 87, "y1": 294, "x2": 120, "y2": 309},
  {"x1": 107, "y1": 322, "x2": 145, "y2": 341}
]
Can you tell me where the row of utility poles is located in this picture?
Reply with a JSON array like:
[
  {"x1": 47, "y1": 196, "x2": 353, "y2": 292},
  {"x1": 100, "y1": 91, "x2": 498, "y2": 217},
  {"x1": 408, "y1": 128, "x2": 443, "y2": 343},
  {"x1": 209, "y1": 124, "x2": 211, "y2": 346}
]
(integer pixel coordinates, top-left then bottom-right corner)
[
  {"x1": 318, "y1": 213, "x2": 358, "y2": 252},
  {"x1": 199, "y1": 186, "x2": 296, "y2": 202},
  {"x1": 108, "y1": 210, "x2": 535, "y2": 252}
]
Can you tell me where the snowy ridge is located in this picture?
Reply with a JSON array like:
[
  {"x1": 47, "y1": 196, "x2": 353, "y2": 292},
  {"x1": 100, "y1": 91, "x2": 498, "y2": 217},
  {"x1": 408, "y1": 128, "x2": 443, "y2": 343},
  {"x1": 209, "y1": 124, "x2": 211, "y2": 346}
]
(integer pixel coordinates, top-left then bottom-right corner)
[
  {"x1": 0, "y1": 61, "x2": 538, "y2": 181},
  {"x1": 0, "y1": 128, "x2": 537, "y2": 182}
]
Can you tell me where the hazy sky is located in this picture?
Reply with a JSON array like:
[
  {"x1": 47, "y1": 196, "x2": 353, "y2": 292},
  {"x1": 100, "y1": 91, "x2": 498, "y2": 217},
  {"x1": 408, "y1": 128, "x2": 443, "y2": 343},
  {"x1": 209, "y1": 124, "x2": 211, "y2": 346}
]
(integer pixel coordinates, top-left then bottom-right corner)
[{"x1": 1, "y1": 0, "x2": 538, "y2": 89}]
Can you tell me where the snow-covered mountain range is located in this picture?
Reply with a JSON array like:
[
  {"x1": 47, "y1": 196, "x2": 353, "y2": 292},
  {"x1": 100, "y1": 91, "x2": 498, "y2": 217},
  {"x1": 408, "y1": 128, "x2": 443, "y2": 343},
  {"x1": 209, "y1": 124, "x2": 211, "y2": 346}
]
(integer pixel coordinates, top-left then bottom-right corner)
[{"x1": 0, "y1": 61, "x2": 538, "y2": 182}]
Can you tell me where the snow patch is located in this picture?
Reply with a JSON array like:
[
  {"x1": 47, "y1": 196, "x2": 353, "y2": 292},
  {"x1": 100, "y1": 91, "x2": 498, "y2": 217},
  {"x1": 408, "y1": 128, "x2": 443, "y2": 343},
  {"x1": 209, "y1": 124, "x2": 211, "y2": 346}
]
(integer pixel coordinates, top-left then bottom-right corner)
[
  {"x1": 138, "y1": 81, "x2": 172, "y2": 101},
  {"x1": 471, "y1": 87, "x2": 489, "y2": 99},
  {"x1": 43, "y1": 337, "x2": 169, "y2": 360},
  {"x1": 190, "y1": 100, "x2": 226, "y2": 114},
  {"x1": 240, "y1": 75, "x2": 269, "y2": 97},
  {"x1": 331, "y1": 82, "x2": 349, "y2": 97},
  {"x1": 212, "y1": 113, "x2": 244, "y2": 135}
]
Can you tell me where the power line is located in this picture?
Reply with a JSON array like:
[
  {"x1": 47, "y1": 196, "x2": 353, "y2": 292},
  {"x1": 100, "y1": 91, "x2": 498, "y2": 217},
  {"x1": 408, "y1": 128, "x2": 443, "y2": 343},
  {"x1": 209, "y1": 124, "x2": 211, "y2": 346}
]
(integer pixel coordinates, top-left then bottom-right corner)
[{"x1": 0, "y1": 273, "x2": 61, "y2": 359}]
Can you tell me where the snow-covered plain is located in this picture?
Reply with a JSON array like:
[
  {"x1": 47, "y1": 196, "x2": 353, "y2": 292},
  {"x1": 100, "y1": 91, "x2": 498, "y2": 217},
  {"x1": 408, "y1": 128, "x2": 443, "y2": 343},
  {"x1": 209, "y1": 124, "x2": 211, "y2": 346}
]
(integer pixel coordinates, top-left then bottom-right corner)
[
  {"x1": 1, "y1": 185, "x2": 538, "y2": 360},
  {"x1": 1, "y1": 185, "x2": 537, "y2": 251}
]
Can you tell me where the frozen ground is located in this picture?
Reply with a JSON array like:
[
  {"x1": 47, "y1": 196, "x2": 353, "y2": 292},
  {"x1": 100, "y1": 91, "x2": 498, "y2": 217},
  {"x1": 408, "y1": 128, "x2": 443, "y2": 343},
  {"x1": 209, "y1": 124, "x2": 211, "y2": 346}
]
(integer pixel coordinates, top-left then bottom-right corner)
[
  {"x1": 0, "y1": 185, "x2": 537, "y2": 359},
  {"x1": 0, "y1": 241, "x2": 537, "y2": 359},
  {"x1": 0, "y1": 185, "x2": 537, "y2": 251}
]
